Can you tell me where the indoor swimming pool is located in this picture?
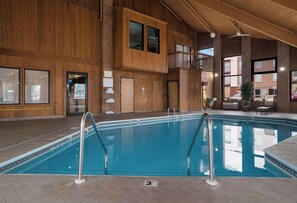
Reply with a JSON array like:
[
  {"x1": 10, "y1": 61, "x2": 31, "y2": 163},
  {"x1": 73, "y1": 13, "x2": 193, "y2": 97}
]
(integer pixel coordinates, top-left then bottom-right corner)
[{"x1": 2, "y1": 114, "x2": 296, "y2": 177}]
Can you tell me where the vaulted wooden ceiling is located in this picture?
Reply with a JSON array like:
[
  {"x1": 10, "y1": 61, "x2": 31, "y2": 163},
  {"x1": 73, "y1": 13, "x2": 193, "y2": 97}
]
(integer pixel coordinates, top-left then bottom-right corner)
[{"x1": 161, "y1": 0, "x2": 297, "y2": 48}]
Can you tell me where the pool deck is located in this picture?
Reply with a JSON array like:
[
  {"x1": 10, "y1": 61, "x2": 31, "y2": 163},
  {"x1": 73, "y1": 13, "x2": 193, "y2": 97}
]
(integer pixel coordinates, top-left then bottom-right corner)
[{"x1": 1, "y1": 110, "x2": 297, "y2": 202}]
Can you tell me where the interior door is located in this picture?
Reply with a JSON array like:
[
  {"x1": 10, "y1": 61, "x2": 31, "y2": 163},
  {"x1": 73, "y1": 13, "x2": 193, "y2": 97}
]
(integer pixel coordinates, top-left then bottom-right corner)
[
  {"x1": 121, "y1": 78, "x2": 134, "y2": 113},
  {"x1": 66, "y1": 72, "x2": 88, "y2": 116},
  {"x1": 168, "y1": 81, "x2": 178, "y2": 108}
]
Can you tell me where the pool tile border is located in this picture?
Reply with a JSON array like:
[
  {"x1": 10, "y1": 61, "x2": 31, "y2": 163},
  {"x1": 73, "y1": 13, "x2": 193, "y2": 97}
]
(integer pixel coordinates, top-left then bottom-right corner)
[
  {"x1": 0, "y1": 133, "x2": 79, "y2": 173},
  {"x1": 265, "y1": 154, "x2": 297, "y2": 178}
]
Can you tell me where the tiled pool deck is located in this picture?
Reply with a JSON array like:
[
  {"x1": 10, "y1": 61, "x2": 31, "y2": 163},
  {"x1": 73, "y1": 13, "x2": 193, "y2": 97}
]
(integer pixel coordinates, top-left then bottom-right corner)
[{"x1": 1, "y1": 111, "x2": 297, "y2": 203}]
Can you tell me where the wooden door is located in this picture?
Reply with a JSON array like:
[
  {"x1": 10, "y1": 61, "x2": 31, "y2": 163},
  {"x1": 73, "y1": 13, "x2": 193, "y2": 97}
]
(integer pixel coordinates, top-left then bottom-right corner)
[
  {"x1": 168, "y1": 81, "x2": 178, "y2": 108},
  {"x1": 121, "y1": 78, "x2": 134, "y2": 113}
]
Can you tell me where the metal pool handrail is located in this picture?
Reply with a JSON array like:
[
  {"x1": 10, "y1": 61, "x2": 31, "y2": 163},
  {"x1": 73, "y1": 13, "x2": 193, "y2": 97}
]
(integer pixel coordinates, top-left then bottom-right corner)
[
  {"x1": 74, "y1": 112, "x2": 108, "y2": 184},
  {"x1": 186, "y1": 112, "x2": 217, "y2": 186}
]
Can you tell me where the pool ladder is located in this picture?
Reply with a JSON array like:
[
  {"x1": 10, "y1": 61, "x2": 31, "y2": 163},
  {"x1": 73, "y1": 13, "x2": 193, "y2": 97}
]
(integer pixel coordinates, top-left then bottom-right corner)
[
  {"x1": 187, "y1": 112, "x2": 217, "y2": 186},
  {"x1": 75, "y1": 112, "x2": 108, "y2": 184}
]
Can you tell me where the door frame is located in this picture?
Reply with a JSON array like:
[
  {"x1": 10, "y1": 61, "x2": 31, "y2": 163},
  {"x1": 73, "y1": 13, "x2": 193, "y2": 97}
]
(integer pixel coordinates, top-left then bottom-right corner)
[
  {"x1": 167, "y1": 80, "x2": 179, "y2": 108},
  {"x1": 120, "y1": 77, "x2": 134, "y2": 113},
  {"x1": 66, "y1": 71, "x2": 88, "y2": 116}
]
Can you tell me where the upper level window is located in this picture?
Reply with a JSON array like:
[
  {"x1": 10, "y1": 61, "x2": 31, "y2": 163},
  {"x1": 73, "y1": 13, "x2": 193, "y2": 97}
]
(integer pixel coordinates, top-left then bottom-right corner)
[
  {"x1": 147, "y1": 26, "x2": 160, "y2": 54},
  {"x1": 25, "y1": 69, "x2": 49, "y2": 104},
  {"x1": 198, "y1": 48, "x2": 214, "y2": 56},
  {"x1": 253, "y1": 58, "x2": 276, "y2": 73},
  {"x1": 0, "y1": 67, "x2": 19, "y2": 104},
  {"x1": 129, "y1": 21, "x2": 144, "y2": 50}
]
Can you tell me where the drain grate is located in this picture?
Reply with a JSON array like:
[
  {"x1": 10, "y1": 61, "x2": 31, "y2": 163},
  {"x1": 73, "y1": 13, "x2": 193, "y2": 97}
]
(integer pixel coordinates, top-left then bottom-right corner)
[{"x1": 144, "y1": 180, "x2": 158, "y2": 187}]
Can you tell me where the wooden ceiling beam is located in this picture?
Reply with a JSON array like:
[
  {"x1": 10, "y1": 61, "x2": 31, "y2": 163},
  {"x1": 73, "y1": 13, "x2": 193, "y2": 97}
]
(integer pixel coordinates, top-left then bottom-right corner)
[
  {"x1": 190, "y1": 0, "x2": 297, "y2": 48},
  {"x1": 266, "y1": 0, "x2": 297, "y2": 12},
  {"x1": 178, "y1": 0, "x2": 213, "y2": 33},
  {"x1": 228, "y1": 18, "x2": 240, "y2": 33}
]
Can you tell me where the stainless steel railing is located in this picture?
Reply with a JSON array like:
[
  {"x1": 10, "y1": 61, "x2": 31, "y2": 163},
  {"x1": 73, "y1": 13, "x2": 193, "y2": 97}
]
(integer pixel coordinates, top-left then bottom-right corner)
[
  {"x1": 186, "y1": 112, "x2": 217, "y2": 186},
  {"x1": 74, "y1": 112, "x2": 108, "y2": 184}
]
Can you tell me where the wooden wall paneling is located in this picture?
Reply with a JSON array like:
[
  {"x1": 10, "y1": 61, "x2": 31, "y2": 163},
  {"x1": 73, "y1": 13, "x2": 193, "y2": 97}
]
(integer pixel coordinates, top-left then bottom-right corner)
[
  {"x1": 0, "y1": 0, "x2": 102, "y2": 118},
  {"x1": 179, "y1": 69, "x2": 189, "y2": 111},
  {"x1": 188, "y1": 69, "x2": 202, "y2": 111},
  {"x1": 251, "y1": 39, "x2": 277, "y2": 60},
  {"x1": 1, "y1": 0, "x2": 38, "y2": 52},
  {"x1": 290, "y1": 46, "x2": 297, "y2": 69},
  {"x1": 134, "y1": 77, "x2": 153, "y2": 112},
  {"x1": 114, "y1": 7, "x2": 168, "y2": 73},
  {"x1": 197, "y1": 32, "x2": 213, "y2": 50},
  {"x1": 167, "y1": 30, "x2": 194, "y2": 54},
  {"x1": 113, "y1": 0, "x2": 194, "y2": 38},
  {"x1": 221, "y1": 37, "x2": 242, "y2": 57},
  {"x1": 113, "y1": 70, "x2": 167, "y2": 113},
  {"x1": 38, "y1": 0, "x2": 59, "y2": 56},
  {"x1": 153, "y1": 79, "x2": 166, "y2": 111}
]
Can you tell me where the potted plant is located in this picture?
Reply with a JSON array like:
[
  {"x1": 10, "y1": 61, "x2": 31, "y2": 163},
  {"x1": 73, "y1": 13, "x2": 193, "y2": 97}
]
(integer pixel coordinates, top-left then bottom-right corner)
[{"x1": 240, "y1": 81, "x2": 254, "y2": 111}]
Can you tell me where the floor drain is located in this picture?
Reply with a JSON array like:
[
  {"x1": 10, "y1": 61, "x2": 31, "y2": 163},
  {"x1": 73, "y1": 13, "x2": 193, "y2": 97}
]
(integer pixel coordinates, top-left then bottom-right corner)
[{"x1": 144, "y1": 180, "x2": 158, "y2": 187}]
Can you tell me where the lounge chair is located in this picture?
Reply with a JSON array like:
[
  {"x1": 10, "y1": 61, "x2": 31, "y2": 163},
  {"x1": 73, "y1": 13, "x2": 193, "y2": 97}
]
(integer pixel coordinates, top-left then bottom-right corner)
[{"x1": 256, "y1": 95, "x2": 275, "y2": 114}]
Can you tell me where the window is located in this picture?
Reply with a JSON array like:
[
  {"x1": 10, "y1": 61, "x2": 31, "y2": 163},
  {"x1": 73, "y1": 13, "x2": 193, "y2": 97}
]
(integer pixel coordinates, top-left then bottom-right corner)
[
  {"x1": 269, "y1": 89, "x2": 277, "y2": 95},
  {"x1": 223, "y1": 56, "x2": 242, "y2": 101},
  {"x1": 291, "y1": 71, "x2": 297, "y2": 101},
  {"x1": 129, "y1": 21, "x2": 144, "y2": 50},
  {"x1": 254, "y1": 75, "x2": 262, "y2": 82},
  {"x1": 176, "y1": 44, "x2": 191, "y2": 68},
  {"x1": 147, "y1": 26, "x2": 160, "y2": 54},
  {"x1": 198, "y1": 48, "x2": 214, "y2": 56},
  {"x1": 253, "y1": 59, "x2": 276, "y2": 73},
  {"x1": 0, "y1": 67, "x2": 19, "y2": 104},
  {"x1": 252, "y1": 58, "x2": 277, "y2": 101},
  {"x1": 25, "y1": 70, "x2": 49, "y2": 104}
]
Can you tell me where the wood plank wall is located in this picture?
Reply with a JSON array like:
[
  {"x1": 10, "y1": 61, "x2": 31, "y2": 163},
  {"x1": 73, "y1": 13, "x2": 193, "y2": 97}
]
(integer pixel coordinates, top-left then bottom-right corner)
[
  {"x1": 113, "y1": 0, "x2": 195, "y2": 113},
  {"x1": 0, "y1": 0, "x2": 101, "y2": 118},
  {"x1": 113, "y1": 71, "x2": 167, "y2": 112},
  {"x1": 114, "y1": 7, "x2": 168, "y2": 73}
]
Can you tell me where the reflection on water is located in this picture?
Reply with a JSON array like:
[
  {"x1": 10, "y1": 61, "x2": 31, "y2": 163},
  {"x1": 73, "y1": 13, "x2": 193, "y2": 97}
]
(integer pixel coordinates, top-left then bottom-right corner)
[{"x1": 7, "y1": 118, "x2": 297, "y2": 177}]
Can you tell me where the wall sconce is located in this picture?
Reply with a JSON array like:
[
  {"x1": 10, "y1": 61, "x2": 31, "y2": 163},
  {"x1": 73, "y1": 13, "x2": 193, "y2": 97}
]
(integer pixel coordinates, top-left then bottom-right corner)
[
  {"x1": 214, "y1": 73, "x2": 219, "y2": 77},
  {"x1": 280, "y1": 67, "x2": 285, "y2": 72},
  {"x1": 141, "y1": 87, "x2": 145, "y2": 95}
]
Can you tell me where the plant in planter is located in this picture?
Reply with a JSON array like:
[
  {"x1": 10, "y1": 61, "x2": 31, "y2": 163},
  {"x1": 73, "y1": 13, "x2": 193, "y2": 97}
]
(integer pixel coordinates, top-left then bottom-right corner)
[{"x1": 240, "y1": 81, "x2": 254, "y2": 111}]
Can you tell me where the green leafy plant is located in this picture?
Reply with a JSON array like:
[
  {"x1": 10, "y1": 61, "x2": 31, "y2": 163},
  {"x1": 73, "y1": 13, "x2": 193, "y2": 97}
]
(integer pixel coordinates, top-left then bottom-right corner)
[{"x1": 240, "y1": 81, "x2": 254, "y2": 111}]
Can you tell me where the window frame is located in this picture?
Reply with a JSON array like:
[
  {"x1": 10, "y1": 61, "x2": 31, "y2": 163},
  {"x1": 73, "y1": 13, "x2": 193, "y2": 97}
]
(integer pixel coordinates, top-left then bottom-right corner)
[
  {"x1": 129, "y1": 20, "x2": 144, "y2": 51},
  {"x1": 290, "y1": 70, "x2": 297, "y2": 102},
  {"x1": 222, "y1": 55, "x2": 242, "y2": 101},
  {"x1": 147, "y1": 25, "x2": 160, "y2": 54},
  {"x1": 252, "y1": 57, "x2": 277, "y2": 74},
  {"x1": 24, "y1": 69, "x2": 50, "y2": 104},
  {"x1": 0, "y1": 66, "x2": 20, "y2": 105},
  {"x1": 251, "y1": 57, "x2": 277, "y2": 100}
]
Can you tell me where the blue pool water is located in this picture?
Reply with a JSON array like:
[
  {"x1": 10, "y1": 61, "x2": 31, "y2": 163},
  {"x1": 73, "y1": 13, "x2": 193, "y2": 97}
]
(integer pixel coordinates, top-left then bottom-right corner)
[{"x1": 5, "y1": 116, "x2": 297, "y2": 177}]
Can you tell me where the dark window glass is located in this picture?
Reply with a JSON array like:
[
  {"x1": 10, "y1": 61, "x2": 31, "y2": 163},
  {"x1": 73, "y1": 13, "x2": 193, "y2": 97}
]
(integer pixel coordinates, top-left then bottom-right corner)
[
  {"x1": 0, "y1": 67, "x2": 19, "y2": 104},
  {"x1": 147, "y1": 26, "x2": 160, "y2": 53},
  {"x1": 25, "y1": 70, "x2": 50, "y2": 104},
  {"x1": 129, "y1": 21, "x2": 144, "y2": 50}
]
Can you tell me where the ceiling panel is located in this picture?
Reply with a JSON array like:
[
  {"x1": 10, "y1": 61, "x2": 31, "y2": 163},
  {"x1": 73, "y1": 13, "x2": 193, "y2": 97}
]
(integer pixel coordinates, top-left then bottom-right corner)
[{"x1": 161, "y1": 0, "x2": 297, "y2": 41}]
